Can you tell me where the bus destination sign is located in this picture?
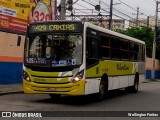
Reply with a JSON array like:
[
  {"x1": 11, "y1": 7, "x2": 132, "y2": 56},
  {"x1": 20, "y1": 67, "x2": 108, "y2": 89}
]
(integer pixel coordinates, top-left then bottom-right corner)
[{"x1": 28, "y1": 22, "x2": 83, "y2": 34}]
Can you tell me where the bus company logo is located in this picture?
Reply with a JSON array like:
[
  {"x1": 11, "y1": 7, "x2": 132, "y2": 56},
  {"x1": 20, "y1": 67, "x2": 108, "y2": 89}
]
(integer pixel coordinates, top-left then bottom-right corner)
[
  {"x1": 2, "y1": 112, "x2": 11, "y2": 117},
  {"x1": 117, "y1": 63, "x2": 129, "y2": 70}
]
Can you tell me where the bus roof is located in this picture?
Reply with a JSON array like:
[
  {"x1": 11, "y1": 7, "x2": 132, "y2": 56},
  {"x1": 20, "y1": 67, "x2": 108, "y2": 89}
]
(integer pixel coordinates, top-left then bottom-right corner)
[{"x1": 84, "y1": 22, "x2": 145, "y2": 45}]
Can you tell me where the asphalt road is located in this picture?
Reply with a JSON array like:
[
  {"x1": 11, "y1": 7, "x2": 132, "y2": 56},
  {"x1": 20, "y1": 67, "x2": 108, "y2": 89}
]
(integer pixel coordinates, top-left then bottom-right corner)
[{"x1": 0, "y1": 81, "x2": 160, "y2": 120}]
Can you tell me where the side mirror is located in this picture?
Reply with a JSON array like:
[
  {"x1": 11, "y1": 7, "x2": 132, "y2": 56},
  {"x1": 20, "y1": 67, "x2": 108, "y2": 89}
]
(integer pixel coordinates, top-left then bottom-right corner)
[{"x1": 17, "y1": 35, "x2": 21, "y2": 46}]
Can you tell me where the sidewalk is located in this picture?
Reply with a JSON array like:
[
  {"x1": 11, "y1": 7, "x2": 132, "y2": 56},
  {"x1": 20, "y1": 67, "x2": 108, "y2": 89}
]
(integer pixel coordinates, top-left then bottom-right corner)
[{"x1": 0, "y1": 84, "x2": 23, "y2": 95}]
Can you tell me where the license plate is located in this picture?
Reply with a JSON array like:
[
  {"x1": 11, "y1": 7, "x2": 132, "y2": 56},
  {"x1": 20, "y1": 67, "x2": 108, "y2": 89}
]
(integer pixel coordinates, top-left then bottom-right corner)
[{"x1": 46, "y1": 87, "x2": 56, "y2": 91}]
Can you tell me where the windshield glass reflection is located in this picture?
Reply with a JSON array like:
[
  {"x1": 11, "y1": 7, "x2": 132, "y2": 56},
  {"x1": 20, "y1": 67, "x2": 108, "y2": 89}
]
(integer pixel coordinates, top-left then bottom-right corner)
[{"x1": 25, "y1": 34, "x2": 83, "y2": 67}]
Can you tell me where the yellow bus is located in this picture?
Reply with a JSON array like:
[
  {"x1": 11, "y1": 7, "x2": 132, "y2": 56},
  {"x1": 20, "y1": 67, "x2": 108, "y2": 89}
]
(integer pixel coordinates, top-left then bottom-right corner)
[{"x1": 23, "y1": 21, "x2": 145, "y2": 101}]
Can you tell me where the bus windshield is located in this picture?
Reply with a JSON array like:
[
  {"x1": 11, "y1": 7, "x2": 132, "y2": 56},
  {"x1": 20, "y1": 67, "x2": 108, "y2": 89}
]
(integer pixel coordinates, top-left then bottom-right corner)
[{"x1": 24, "y1": 34, "x2": 83, "y2": 67}]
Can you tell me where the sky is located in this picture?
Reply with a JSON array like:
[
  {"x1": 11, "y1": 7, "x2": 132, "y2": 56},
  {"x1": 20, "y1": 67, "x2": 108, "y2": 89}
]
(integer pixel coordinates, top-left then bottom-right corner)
[
  {"x1": 114, "y1": 0, "x2": 157, "y2": 18},
  {"x1": 57, "y1": 0, "x2": 159, "y2": 20}
]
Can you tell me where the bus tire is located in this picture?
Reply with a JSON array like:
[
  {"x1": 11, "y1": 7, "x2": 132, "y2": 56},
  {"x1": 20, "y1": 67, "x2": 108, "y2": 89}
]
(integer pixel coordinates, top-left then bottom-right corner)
[
  {"x1": 95, "y1": 75, "x2": 108, "y2": 101},
  {"x1": 95, "y1": 82, "x2": 106, "y2": 101},
  {"x1": 127, "y1": 74, "x2": 139, "y2": 93},
  {"x1": 49, "y1": 94, "x2": 61, "y2": 100}
]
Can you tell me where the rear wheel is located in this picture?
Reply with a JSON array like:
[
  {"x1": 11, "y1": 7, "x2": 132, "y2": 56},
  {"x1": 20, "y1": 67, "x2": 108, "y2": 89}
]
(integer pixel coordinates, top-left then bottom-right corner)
[
  {"x1": 130, "y1": 75, "x2": 139, "y2": 93},
  {"x1": 126, "y1": 74, "x2": 139, "y2": 93}
]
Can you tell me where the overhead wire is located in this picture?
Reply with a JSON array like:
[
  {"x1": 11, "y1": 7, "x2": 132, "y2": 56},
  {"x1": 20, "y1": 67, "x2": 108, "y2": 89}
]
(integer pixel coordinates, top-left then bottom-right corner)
[
  {"x1": 91, "y1": 0, "x2": 149, "y2": 25},
  {"x1": 70, "y1": 2, "x2": 91, "y2": 15},
  {"x1": 119, "y1": 0, "x2": 152, "y2": 17},
  {"x1": 79, "y1": 0, "x2": 132, "y2": 22},
  {"x1": 59, "y1": 0, "x2": 154, "y2": 27},
  {"x1": 144, "y1": 0, "x2": 156, "y2": 6},
  {"x1": 75, "y1": 3, "x2": 98, "y2": 15}
]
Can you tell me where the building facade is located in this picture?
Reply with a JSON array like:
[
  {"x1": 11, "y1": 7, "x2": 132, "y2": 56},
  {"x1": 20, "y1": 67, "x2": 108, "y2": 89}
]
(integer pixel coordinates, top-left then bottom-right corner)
[
  {"x1": 129, "y1": 16, "x2": 160, "y2": 29},
  {"x1": 0, "y1": 0, "x2": 56, "y2": 84},
  {"x1": 90, "y1": 19, "x2": 125, "y2": 31},
  {"x1": 0, "y1": 32, "x2": 25, "y2": 84}
]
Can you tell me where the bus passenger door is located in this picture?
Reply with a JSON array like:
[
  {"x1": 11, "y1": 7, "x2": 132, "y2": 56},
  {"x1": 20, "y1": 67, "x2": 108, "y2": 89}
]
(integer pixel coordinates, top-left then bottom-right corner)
[
  {"x1": 86, "y1": 35, "x2": 99, "y2": 67},
  {"x1": 85, "y1": 35, "x2": 100, "y2": 94}
]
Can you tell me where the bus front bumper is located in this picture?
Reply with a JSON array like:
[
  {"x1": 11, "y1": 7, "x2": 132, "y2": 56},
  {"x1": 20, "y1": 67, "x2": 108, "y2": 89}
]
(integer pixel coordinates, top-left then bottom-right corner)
[{"x1": 23, "y1": 80, "x2": 85, "y2": 96}]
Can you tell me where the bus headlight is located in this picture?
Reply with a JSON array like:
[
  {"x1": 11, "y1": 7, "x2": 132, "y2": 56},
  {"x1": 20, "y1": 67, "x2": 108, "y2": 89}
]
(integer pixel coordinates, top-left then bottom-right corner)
[
  {"x1": 74, "y1": 77, "x2": 80, "y2": 81},
  {"x1": 23, "y1": 72, "x2": 31, "y2": 82},
  {"x1": 71, "y1": 70, "x2": 84, "y2": 83}
]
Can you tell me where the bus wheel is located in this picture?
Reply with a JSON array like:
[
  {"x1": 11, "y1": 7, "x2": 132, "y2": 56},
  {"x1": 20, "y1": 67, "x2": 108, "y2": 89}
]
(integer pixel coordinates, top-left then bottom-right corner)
[
  {"x1": 95, "y1": 82, "x2": 105, "y2": 101},
  {"x1": 127, "y1": 74, "x2": 139, "y2": 93},
  {"x1": 49, "y1": 94, "x2": 61, "y2": 100}
]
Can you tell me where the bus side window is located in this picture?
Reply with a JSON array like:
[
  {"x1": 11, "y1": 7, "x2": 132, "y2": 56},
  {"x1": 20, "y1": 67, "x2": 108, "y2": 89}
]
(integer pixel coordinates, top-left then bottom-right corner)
[
  {"x1": 86, "y1": 36, "x2": 99, "y2": 59},
  {"x1": 86, "y1": 36, "x2": 99, "y2": 67},
  {"x1": 129, "y1": 42, "x2": 138, "y2": 61},
  {"x1": 111, "y1": 37, "x2": 120, "y2": 60},
  {"x1": 120, "y1": 40, "x2": 129, "y2": 60},
  {"x1": 86, "y1": 36, "x2": 91, "y2": 59},
  {"x1": 138, "y1": 45, "x2": 145, "y2": 62},
  {"x1": 142, "y1": 45, "x2": 145, "y2": 61},
  {"x1": 100, "y1": 35, "x2": 110, "y2": 59}
]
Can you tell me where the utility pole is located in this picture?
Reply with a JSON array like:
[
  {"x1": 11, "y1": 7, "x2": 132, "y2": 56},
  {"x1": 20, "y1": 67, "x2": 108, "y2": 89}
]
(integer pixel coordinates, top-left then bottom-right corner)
[
  {"x1": 60, "y1": 0, "x2": 66, "y2": 20},
  {"x1": 132, "y1": 7, "x2": 143, "y2": 27},
  {"x1": 136, "y1": 7, "x2": 139, "y2": 27},
  {"x1": 109, "y1": 0, "x2": 113, "y2": 30},
  {"x1": 147, "y1": 16, "x2": 149, "y2": 27},
  {"x1": 108, "y1": 0, "x2": 121, "y2": 30},
  {"x1": 151, "y1": 1, "x2": 160, "y2": 80}
]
